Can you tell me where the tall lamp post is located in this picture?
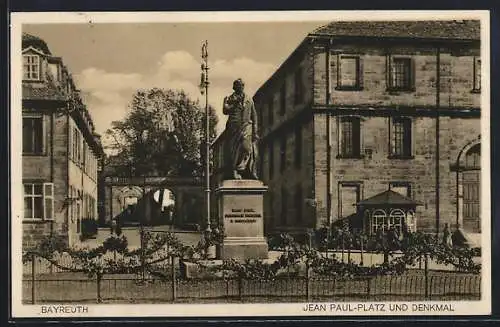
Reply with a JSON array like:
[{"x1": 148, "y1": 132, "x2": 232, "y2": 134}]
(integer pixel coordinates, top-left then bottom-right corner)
[{"x1": 200, "y1": 40, "x2": 211, "y2": 234}]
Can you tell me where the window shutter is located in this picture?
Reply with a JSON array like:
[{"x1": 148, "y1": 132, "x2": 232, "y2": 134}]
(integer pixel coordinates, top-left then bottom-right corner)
[
  {"x1": 357, "y1": 57, "x2": 364, "y2": 89},
  {"x1": 43, "y1": 182, "x2": 54, "y2": 220}
]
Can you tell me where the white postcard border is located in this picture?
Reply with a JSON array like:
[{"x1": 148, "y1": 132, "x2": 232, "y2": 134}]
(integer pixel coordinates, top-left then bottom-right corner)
[{"x1": 10, "y1": 10, "x2": 491, "y2": 318}]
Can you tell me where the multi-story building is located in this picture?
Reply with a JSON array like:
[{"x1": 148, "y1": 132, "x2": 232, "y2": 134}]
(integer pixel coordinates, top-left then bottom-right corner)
[
  {"x1": 22, "y1": 33, "x2": 104, "y2": 248},
  {"x1": 251, "y1": 21, "x2": 481, "y2": 242}
]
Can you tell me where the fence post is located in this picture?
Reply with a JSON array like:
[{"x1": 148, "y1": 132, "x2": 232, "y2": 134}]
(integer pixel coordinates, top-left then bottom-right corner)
[
  {"x1": 424, "y1": 254, "x2": 429, "y2": 299},
  {"x1": 238, "y1": 275, "x2": 243, "y2": 301},
  {"x1": 306, "y1": 263, "x2": 311, "y2": 302},
  {"x1": 341, "y1": 235, "x2": 345, "y2": 263},
  {"x1": 360, "y1": 238, "x2": 364, "y2": 266},
  {"x1": 171, "y1": 256, "x2": 176, "y2": 302},
  {"x1": 31, "y1": 253, "x2": 36, "y2": 304},
  {"x1": 96, "y1": 273, "x2": 102, "y2": 303}
]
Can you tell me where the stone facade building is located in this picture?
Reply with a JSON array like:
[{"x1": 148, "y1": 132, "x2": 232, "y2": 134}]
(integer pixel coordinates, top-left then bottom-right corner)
[
  {"x1": 250, "y1": 21, "x2": 481, "y2": 241},
  {"x1": 22, "y1": 33, "x2": 104, "y2": 248}
]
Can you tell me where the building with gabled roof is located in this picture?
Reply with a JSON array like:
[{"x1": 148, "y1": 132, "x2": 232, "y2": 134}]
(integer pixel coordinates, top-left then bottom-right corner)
[{"x1": 22, "y1": 33, "x2": 104, "y2": 248}]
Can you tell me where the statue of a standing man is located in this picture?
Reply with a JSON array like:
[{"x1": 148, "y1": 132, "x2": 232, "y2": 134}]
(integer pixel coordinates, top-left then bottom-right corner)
[{"x1": 222, "y1": 78, "x2": 259, "y2": 180}]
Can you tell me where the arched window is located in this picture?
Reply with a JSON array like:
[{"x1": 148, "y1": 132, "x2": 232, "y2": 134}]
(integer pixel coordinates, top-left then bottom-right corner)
[
  {"x1": 389, "y1": 209, "x2": 405, "y2": 234},
  {"x1": 371, "y1": 209, "x2": 387, "y2": 234}
]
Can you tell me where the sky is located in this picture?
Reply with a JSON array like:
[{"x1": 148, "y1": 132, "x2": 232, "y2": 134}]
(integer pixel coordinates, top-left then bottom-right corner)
[{"x1": 23, "y1": 22, "x2": 329, "y2": 152}]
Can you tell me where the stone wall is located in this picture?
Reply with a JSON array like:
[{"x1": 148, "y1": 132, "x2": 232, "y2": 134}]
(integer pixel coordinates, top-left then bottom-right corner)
[{"x1": 313, "y1": 114, "x2": 480, "y2": 233}]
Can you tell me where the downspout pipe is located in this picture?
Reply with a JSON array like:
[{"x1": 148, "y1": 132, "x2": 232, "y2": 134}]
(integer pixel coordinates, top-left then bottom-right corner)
[
  {"x1": 435, "y1": 45, "x2": 441, "y2": 237},
  {"x1": 66, "y1": 103, "x2": 70, "y2": 244},
  {"x1": 49, "y1": 108, "x2": 55, "y2": 238},
  {"x1": 326, "y1": 40, "x2": 333, "y2": 234}
]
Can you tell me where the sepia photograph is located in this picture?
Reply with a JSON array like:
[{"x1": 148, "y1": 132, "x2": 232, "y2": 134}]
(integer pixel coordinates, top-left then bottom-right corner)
[{"x1": 10, "y1": 10, "x2": 491, "y2": 317}]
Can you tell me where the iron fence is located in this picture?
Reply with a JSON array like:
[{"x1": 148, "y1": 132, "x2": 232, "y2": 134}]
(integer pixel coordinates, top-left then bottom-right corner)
[{"x1": 22, "y1": 256, "x2": 481, "y2": 304}]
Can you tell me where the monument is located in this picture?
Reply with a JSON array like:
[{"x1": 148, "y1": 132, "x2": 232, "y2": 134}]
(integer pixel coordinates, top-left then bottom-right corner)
[{"x1": 215, "y1": 78, "x2": 269, "y2": 260}]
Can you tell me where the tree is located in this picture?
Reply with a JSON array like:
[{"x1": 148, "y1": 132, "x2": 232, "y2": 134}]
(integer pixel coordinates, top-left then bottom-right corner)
[{"x1": 105, "y1": 88, "x2": 218, "y2": 177}]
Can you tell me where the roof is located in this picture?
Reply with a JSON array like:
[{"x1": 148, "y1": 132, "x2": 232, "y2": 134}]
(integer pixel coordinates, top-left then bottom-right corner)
[
  {"x1": 357, "y1": 190, "x2": 422, "y2": 207},
  {"x1": 22, "y1": 33, "x2": 52, "y2": 55},
  {"x1": 311, "y1": 20, "x2": 480, "y2": 41},
  {"x1": 22, "y1": 83, "x2": 67, "y2": 101}
]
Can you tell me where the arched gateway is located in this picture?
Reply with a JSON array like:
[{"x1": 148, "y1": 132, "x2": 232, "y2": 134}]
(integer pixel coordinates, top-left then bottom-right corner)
[{"x1": 102, "y1": 176, "x2": 205, "y2": 229}]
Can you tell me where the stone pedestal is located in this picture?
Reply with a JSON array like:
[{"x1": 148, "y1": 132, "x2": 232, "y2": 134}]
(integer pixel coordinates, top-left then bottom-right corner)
[{"x1": 215, "y1": 180, "x2": 269, "y2": 260}]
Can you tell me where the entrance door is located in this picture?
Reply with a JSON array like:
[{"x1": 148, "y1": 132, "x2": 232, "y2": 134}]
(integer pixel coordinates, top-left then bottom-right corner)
[{"x1": 462, "y1": 144, "x2": 480, "y2": 233}]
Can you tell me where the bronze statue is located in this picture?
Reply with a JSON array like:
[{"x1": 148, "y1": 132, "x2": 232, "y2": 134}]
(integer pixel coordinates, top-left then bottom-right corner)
[{"x1": 222, "y1": 78, "x2": 259, "y2": 180}]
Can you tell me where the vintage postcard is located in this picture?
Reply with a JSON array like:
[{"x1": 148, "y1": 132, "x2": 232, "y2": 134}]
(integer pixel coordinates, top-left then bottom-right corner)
[{"x1": 10, "y1": 10, "x2": 491, "y2": 318}]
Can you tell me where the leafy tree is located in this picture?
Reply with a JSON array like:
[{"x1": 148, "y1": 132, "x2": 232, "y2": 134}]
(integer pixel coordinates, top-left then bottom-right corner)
[{"x1": 105, "y1": 88, "x2": 218, "y2": 177}]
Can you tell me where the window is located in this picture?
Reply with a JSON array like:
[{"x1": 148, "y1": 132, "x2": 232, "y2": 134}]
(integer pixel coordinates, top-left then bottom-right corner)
[
  {"x1": 268, "y1": 97, "x2": 274, "y2": 126},
  {"x1": 83, "y1": 143, "x2": 87, "y2": 171},
  {"x1": 24, "y1": 183, "x2": 53, "y2": 220},
  {"x1": 389, "y1": 181, "x2": 412, "y2": 198},
  {"x1": 294, "y1": 126, "x2": 302, "y2": 169},
  {"x1": 294, "y1": 68, "x2": 304, "y2": 104},
  {"x1": 337, "y1": 55, "x2": 362, "y2": 90},
  {"x1": 388, "y1": 209, "x2": 405, "y2": 234},
  {"x1": 406, "y1": 210, "x2": 416, "y2": 233},
  {"x1": 269, "y1": 142, "x2": 274, "y2": 179},
  {"x1": 390, "y1": 117, "x2": 412, "y2": 158},
  {"x1": 72, "y1": 128, "x2": 82, "y2": 165},
  {"x1": 72, "y1": 187, "x2": 77, "y2": 223},
  {"x1": 22, "y1": 116, "x2": 43, "y2": 154},
  {"x1": 281, "y1": 187, "x2": 287, "y2": 226},
  {"x1": 371, "y1": 209, "x2": 387, "y2": 234},
  {"x1": 473, "y1": 56, "x2": 481, "y2": 92},
  {"x1": 338, "y1": 117, "x2": 361, "y2": 158},
  {"x1": 23, "y1": 55, "x2": 40, "y2": 80},
  {"x1": 280, "y1": 83, "x2": 286, "y2": 116},
  {"x1": 388, "y1": 57, "x2": 414, "y2": 91},
  {"x1": 76, "y1": 190, "x2": 82, "y2": 233},
  {"x1": 71, "y1": 128, "x2": 76, "y2": 161},
  {"x1": 295, "y1": 185, "x2": 303, "y2": 224},
  {"x1": 69, "y1": 186, "x2": 73, "y2": 222},
  {"x1": 280, "y1": 136, "x2": 287, "y2": 172},
  {"x1": 339, "y1": 182, "x2": 361, "y2": 218}
]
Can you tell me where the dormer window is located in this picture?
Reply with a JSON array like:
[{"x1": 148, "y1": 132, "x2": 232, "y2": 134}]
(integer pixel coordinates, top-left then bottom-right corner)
[{"x1": 23, "y1": 54, "x2": 40, "y2": 80}]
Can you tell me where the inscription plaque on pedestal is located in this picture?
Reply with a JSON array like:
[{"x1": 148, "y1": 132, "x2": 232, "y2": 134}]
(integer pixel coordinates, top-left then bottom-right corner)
[{"x1": 215, "y1": 180, "x2": 269, "y2": 260}]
